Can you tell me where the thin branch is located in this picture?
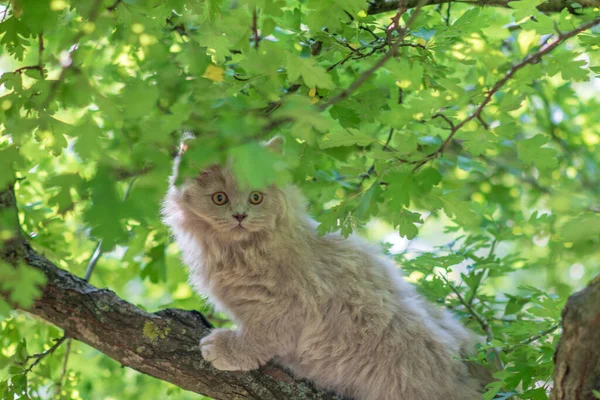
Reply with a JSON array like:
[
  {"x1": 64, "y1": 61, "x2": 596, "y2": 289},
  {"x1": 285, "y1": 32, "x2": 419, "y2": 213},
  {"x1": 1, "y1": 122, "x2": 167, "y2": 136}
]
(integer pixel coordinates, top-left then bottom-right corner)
[
  {"x1": 252, "y1": 8, "x2": 261, "y2": 50},
  {"x1": 442, "y1": 276, "x2": 504, "y2": 370},
  {"x1": 466, "y1": 237, "x2": 498, "y2": 307},
  {"x1": 432, "y1": 113, "x2": 455, "y2": 129},
  {"x1": 505, "y1": 324, "x2": 560, "y2": 353},
  {"x1": 318, "y1": 0, "x2": 428, "y2": 111},
  {"x1": 107, "y1": 0, "x2": 122, "y2": 11},
  {"x1": 263, "y1": 84, "x2": 301, "y2": 113},
  {"x1": 412, "y1": 15, "x2": 600, "y2": 172},
  {"x1": 53, "y1": 338, "x2": 72, "y2": 397},
  {"x1": 359, "y1": 24, "x2": 381, "y2": 40},
  {"x1": 13, "y1": 33, "x2": 45, "y2": 77},
  {"x1": 83, "y1": 241, "x2": 103, "y2": 281},
  {"x1": 38, "y1": 34, "x2": 45, "y2": 79},
  {"x1": 383, "y1": 126, "x2": 396, "y2": 150},
  {"x1": 23, "y1": 336, "x2": 67, "y2": 374},
  {"x1": 14, "y1": 65, "x2": 43, "y2": 74},
  {"x1": 1, "y1": 4, "x2": 9, "y2": 22},
  {"x1": 358, "y1": 127, "x2": 395, "y2": 189}
]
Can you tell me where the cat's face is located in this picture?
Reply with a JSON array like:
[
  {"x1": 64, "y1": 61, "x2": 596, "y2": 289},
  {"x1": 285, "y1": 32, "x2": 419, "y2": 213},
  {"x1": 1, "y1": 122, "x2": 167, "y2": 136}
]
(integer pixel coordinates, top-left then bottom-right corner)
[{"x1": 181, "y1": 166, "x2": 287, "y2": 240}]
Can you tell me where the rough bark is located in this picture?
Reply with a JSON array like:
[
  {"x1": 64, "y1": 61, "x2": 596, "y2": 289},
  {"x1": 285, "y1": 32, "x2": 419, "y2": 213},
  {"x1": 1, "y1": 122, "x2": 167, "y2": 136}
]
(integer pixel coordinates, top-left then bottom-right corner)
[
  {"x1": 0, "y1": 185, "x2": 339, "y2": 400},
  {"x1": 551, "y1": 275, "x2": 600, "y2": 400},
  {"x1": 367, "y1": 0, "x2": 600, "y2": 14}
]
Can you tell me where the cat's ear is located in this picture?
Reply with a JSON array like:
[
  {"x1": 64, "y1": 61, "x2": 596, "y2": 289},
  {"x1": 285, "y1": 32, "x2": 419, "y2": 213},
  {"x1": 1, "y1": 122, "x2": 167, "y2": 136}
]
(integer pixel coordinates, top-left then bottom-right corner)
[{"x1": 264, "y1": 136, "x2": 285, "y2": 155}]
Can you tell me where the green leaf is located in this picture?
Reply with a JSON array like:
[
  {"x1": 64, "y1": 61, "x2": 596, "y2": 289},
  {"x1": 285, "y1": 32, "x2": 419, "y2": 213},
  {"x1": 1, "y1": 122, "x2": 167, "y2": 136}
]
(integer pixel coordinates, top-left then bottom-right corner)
[
  {"x1": 230, "y1": 142, "x2": 283, "y2": 189},
  {"x1": 320, "y1": 129, "x2": 375, "y2": 148},
  {"x1": 355, "y1": 182, "x2": 381, "y2": 221},
  {"x1": 482, "y1": 381, "x2": 503, "y2": 400},
  {"x1": 141, "y1": 245, "x2": 167, "y2": 283},
  {"x1": 0, "y1": 17, "x2": 33, "y2": 60},
  {"x1": 386, "y1": 171, "x2": 415, "y2": 208},
  {"x1": 119, "y1": 79, "x2": 159, "y2": 119},
  {"x1": 460, "y1": 129, "x2": 499, "y2": 156},
  {"x1": 0, "y1": 262, "x2": 47, "y2": 310},
  {"x1": 517, "y1": 134, "x2": 558, "y2": 170},
  {"x1": 508, "y1": 0, "x2": 545, "y2": 20},
  {"x1": 83, "y1": 167, "x2": 129, "y2": 250},
  {"x1": 286, "y1": 53, "x2": 334, "y2": 89},
  {"x1": 0, "y1": 146, "x2": 25, "y2": 188},
  {"x1": 438, "y1": 192, "x2": 480, "y2": 228},
  {"x1": 393, "y1": 208, "x2": 422, "y2": 239},
  {"x1": 505, "y1": 295, "x2": 529, "y2": 315}
]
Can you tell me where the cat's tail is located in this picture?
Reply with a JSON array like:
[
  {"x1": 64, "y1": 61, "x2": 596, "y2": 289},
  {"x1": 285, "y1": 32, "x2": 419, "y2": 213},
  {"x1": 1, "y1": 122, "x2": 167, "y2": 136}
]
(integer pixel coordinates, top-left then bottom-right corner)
[{"x1": 168, "y1": 131, "x2": 195, "y2": 188}]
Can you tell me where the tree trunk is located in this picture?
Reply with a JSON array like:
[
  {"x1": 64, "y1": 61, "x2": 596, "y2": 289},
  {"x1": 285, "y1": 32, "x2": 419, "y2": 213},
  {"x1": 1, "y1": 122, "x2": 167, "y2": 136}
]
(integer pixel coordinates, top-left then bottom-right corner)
[{"x1": 551, "y1": 276, "x2": 600, "y2": 400}]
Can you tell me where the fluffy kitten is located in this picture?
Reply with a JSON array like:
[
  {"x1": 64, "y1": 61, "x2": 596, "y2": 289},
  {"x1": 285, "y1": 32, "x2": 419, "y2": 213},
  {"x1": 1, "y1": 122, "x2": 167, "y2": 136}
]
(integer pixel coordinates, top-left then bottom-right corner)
[{"x1": 162, "y1": 138, "x2": 483, "y2": 400}]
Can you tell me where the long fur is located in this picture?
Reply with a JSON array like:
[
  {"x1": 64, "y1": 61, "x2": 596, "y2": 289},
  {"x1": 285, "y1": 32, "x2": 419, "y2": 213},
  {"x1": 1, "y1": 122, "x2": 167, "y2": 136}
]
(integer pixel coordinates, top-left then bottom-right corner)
[{"x1": 162, "y1": 163, "x2": 482, "y2": 400}]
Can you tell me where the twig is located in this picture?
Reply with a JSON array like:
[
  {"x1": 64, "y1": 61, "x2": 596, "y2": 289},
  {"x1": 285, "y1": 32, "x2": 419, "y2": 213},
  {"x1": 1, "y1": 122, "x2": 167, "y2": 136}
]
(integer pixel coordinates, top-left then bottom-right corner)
[
  {"x1": 504, "y1": 324, "x2": 560, "y2": 353},
  {"x1": 14, "y1": 65, "x2": 43, "y2": 74},
  {"x1": 107, "y1": 0, "x2": 122, "y2": 11},
  {"x1": 83, "y1": 241, "x2": 103, "y2": 281},
  {"x1": 357, "y1": 127, "x2": 395, "y2": 189},
  {"x1": 359, "y1": 24, "x2": 380, "y2": 40},
  {"x1": 442, "y1": 276, "x2": 504, "y2": 370},
  {"x1": 1, "y1": 4, "x2": 9, "y2": 22},
  {"x1": 38, "y1": 34, "x2": 45, "y2": 79},
  {"x1": 412, "y1": 15, "x2": 600, "y2": 171},
  {"x1": 466, "y1": 237, "x2": 498, "y2": 307},
  {"x1": 13, "y1": 33, "x2": 45, "y2": 77},
  {"x1": 318, "y1": 0, "x2": 427, "y2": 111},
  {"x1": 252, "y1": 8, "x2": 261, "y2": 50},
  {"x1": 432, "y1": 113, "x2": 455, "y2": 129},
  {"x1": 263, "y1": 84, "x2": 301, "y2": 113},
  {"x1": 383, "y1": 126, "x2": 395, "y2": 150},
  {"x1": 53, "y1": 338, "x2": 72, "y2": 397},
  {"x1": 23, "y1": 336, "x2": 67, "y2": 374}
]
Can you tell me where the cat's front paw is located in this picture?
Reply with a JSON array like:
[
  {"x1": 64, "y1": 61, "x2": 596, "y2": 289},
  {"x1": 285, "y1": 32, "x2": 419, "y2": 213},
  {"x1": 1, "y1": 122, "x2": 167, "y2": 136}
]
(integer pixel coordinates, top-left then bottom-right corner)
[{"x1": 200, "y1": 329, "x2": 260, "y2": 372}]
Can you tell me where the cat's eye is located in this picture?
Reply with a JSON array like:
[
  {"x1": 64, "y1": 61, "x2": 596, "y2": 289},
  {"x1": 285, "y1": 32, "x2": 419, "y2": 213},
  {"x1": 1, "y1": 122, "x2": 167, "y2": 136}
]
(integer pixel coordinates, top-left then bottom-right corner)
[
  {"x1": 212, "y1": 192, "x2": 228, "y2": 205},
  {"x1": 249, "y1": 191, "x2": 263, "y2": 205}
]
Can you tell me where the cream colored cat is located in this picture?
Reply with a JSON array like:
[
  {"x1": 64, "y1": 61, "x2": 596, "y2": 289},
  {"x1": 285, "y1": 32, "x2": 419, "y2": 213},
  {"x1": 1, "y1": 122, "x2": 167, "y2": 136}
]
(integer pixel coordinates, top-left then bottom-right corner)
[{"x1": 162, "y1": 137, "x2": 483, "y2": 400}]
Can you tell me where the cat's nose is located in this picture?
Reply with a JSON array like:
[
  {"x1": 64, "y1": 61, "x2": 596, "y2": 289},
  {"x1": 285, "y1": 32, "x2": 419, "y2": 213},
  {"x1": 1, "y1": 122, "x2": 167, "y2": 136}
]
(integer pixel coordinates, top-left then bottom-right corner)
[{"x1": 232, "y1": 213, "x2": 247, "y2": 222}]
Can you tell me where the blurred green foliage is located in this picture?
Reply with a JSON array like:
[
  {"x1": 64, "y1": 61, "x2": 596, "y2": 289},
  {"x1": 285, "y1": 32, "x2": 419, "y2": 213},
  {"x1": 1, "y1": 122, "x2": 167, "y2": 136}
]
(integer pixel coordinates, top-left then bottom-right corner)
[{"x1": 1, "y1": 0, "x2": 599, "y2": 398}]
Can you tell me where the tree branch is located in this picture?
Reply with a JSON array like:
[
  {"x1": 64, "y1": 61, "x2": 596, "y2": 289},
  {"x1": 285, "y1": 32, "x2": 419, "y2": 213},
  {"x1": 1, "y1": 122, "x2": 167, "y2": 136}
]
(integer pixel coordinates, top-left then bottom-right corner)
[
  {"x1": 367, "y1": 0, "x2": 600, "y2": 15},
  {"x1": 440, "y1": 274, "x2": 504, "y2": 370},
  {"x1": 0, "y1": 185, "x2": 339, "y2": 400},
  {"x1": 505, "y1": 324, "x2": 560, "y2": 353}
]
